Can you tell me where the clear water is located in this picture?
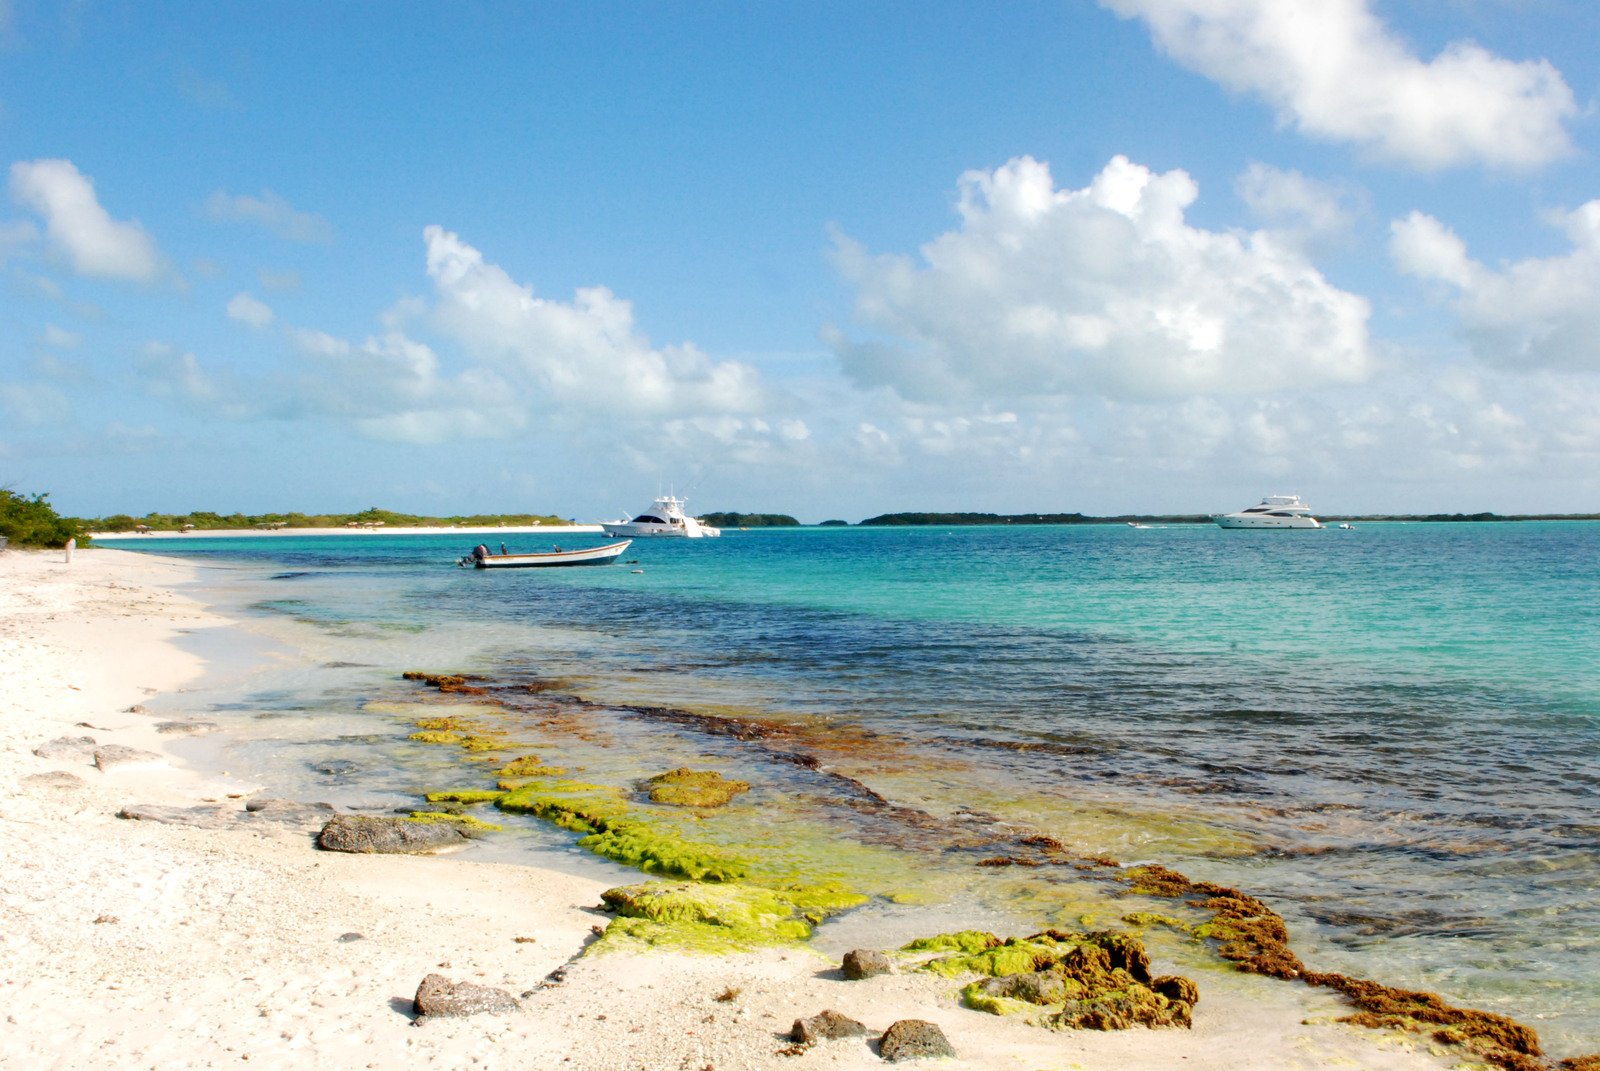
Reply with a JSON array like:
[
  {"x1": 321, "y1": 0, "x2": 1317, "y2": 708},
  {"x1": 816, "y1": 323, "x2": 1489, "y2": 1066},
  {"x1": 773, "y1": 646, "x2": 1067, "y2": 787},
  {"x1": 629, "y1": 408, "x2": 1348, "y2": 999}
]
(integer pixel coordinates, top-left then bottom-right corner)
[{"x1": 102, "y1": 522, "x2": 1600, "y2": 1055}]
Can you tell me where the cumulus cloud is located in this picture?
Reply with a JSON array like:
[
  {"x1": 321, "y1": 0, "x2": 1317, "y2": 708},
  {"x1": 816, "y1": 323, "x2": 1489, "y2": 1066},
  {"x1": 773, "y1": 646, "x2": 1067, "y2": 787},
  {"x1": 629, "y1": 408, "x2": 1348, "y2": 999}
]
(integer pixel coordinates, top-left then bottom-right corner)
[
  {"x1": 226, "y1": 292, "x2": 275, "y2": 329},
  {"x1": 205, "y1": 189, "x2": 333, "y2": 243},
  {"x1": 423, "y1": 225, "x2": 763, "y2": 416},
  {"x1": 9, "y1": 159, "x2": 164, "y2": 281},
  {"x1": 1390, "y1": 203, "x2": 1600, "y2": 370},
  {"x1": 1103, "y1": 0, "x2": 1576, "y2": 170},
  {"x1": 42, "y1": 324, "x2": 81, "y2": 349},
  {"x1": 828, "y1": 155, "x2": 1373, "y2": 404}
]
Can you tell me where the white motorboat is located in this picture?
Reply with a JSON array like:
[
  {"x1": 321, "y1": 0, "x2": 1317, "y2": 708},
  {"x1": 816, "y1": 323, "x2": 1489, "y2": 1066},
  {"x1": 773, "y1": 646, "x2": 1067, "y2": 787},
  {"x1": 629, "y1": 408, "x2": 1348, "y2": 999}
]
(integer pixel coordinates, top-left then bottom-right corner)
[
  {"x1": 600, "y1": 495, "x2": 721, "y2": 538},
  {"x1": 1214, "y1": 495, "x2": 1322, "y2": 529},
  {"x1": 462, "y1": 540, "x2": 631, "y2": 568}
]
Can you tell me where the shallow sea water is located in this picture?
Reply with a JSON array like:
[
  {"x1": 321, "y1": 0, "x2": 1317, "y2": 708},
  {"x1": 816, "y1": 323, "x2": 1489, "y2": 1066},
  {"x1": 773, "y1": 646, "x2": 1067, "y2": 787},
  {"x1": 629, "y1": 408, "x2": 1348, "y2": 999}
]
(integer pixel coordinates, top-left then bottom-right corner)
[{"x1": 107, "y1": 522, "x2": 1600, "y2": 1055}]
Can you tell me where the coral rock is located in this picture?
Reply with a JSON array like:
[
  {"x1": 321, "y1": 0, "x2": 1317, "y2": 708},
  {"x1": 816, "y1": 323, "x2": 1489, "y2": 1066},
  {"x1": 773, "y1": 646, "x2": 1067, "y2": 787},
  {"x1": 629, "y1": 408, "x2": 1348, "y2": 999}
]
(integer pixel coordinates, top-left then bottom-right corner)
[
  {"x1": 32, "y1": 735, "x2": 98, "y2": 762},
  {"x1": 413, "y1": 973, "x2": 519, "y2": 1018},
  {"x1": 842, "y1": 948, "x2": 892, "y2": 980},
  {"x1": 1152, "y1": 975, "x2": 1200, "y2": 1006},
  {"x1": 879, "y1": 1019, "x2": 955, "y2": 1061},
  {"x1": 791, "y1": 1009, "x2": 868, "y2": 1043},
  {"x1": 93, "y1": 745, "x2": 163, "y2": 770}
]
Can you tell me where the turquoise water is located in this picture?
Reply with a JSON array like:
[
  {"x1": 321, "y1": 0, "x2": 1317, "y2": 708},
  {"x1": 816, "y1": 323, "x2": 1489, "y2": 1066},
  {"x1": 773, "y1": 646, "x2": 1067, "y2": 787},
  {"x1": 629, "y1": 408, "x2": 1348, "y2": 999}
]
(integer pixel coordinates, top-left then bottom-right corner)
[{"x1": 104, "y1": 522, "x2": 1600, "y2": 1054}]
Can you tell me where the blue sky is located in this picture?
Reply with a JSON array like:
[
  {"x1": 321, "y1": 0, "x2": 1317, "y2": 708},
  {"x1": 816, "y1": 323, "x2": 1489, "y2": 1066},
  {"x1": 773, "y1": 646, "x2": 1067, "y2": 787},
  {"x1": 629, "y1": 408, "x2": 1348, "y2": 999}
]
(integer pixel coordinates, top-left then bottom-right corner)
[{"x1": 3, "y1": 0, "x2": 1599, "y2": 520}]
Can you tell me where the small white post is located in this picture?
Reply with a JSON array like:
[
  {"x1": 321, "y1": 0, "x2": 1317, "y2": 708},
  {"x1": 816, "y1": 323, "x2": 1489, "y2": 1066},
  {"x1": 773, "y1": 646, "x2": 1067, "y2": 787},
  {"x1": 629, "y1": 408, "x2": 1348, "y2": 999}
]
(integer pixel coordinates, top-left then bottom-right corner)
[{"x1": 64, "y1": 537, "x2": 76, "y2": 564}]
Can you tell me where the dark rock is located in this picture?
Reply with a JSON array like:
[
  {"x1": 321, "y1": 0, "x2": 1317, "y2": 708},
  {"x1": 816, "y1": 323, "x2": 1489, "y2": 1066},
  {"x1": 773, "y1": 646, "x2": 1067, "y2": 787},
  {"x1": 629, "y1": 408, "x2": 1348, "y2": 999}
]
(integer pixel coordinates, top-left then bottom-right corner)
[
  {"x1": 791, "y1": 1009, "x2": 868, "y2": 1044},
  {"x1": 309, "y1": 759, "x2": 361, "y2": 780},
  {"x1": 33, "y1": 736, "x2": 98, "y2": 761},
  {"x1": 338, "y1": 932, "x2": 365, "y2": 943},
  {"x1": 316, "y1": 814, "x2": 469, "y2": 854},
  {"x1": 94, "y1": 745, "x2": 164, "y2": 770},
  {"x1": 879, "y1": 1019, "x2": 955, "y2": 1061},
  {"x1": 1152, "y1": 975, "x2": 1200, "y2": 1006},
  {"x1": 413, "y1": 973, "x2": 519, "y2": 1018},
  {"x1": 155, "y1": 720, "x2": 220, "y2": 735},
  {"x1": 117, "y1": 804, "x2": 233, "y2": 828},
  {"x1": 841, "y1": 948, "x2": 892, "y2": 980},
  {"x1": 21, "y1": 771, "x2": 86, "y2": 790},
  {"x1": 972, "y1": 970, "x2": 1068, "y2": 1004}
]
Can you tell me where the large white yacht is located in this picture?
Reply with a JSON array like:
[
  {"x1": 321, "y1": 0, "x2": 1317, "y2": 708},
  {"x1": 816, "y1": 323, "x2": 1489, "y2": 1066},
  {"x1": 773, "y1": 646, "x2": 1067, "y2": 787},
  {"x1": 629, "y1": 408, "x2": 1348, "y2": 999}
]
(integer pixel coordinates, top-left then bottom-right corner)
[
  {"x1": 1214, "y1": 494, "x2": 1322, "y2": 529},
  {"x1": 600, "y1": 495, "x2": 721, "y2": 538}
]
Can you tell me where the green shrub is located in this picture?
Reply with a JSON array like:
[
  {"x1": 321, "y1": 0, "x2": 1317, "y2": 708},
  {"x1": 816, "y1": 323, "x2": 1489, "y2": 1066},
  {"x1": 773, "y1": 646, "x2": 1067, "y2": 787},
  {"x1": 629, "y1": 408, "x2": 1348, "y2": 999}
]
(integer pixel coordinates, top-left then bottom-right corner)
[{"x1": 0, "y1": 489, "x2": 84, "y2": 548}]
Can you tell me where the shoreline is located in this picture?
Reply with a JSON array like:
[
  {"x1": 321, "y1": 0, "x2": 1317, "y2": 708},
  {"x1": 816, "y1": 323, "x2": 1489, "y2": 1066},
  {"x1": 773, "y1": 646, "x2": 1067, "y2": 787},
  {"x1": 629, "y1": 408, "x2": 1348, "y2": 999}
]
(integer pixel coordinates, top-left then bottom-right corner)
[
  {"x1": 86, "y1": 524, "x2": 608, "y2": 540},
  {"x1": 0, "y1": 546, "x2": 1471, "y2": 1069}
]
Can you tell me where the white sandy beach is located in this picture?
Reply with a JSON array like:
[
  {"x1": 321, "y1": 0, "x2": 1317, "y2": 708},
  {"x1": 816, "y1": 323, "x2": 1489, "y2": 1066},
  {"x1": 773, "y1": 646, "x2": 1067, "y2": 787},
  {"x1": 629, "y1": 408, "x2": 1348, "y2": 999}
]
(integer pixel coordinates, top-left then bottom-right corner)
[{"x1": 0, "y1": 546, "x2": 1461, "y2": 1071}]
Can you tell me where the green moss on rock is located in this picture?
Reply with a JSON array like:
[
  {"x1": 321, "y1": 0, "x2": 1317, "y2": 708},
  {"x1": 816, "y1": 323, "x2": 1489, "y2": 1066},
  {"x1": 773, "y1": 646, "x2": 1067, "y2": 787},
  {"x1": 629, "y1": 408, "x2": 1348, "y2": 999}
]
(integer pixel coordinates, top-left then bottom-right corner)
[
  {"x1": 407, "y1": 811, "x2": 504, "y2": 833},
  {"x1": 424, "y1": 789, "x2": 506, "y2": 806},
  {"x1": 911, "y1": 929, "x2": 1194, "y2": 1031},
  {"x1": 594, "y1": 880, "x2": 858, "y2": 953},
  {"x1": 578, "y1": 823, "x2": 747, "y2": 882},
  {"x1": 500, "y1": 755, "x2": 567, "y2": 778},
  {"x1": 409, "y1": 730, "x2": 465, "y2": 744},
  {"x1": 644, "y1": 767, "x2": 750, "y2": 808}
]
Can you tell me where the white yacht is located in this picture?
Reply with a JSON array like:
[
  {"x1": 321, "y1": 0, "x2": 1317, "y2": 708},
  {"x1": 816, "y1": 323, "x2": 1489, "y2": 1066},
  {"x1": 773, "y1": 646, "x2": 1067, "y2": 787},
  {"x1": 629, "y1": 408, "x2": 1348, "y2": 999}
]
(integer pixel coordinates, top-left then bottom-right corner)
[
  {"x1": 1214, "y1": 494, "x2": 1322, "y2": 529},
  {"x1": 600, "y1": 495, "x2": 721, "y2": 538}
]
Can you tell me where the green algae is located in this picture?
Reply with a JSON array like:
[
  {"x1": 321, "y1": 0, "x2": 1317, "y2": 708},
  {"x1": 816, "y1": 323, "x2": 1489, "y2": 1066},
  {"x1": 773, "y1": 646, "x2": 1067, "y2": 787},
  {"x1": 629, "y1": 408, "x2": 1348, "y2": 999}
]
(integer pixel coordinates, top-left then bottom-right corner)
[
  {"x1": 414, "y1": 716, "x2": 470, "y2": 732},
  {"x1": 409, "y1": 730, "x2": 465, "y2": 744},
  {"x1": 424, "y1": 789, "x2": 506, "y2": 806},
  {"x1": 593, "y1": 880, "x2": 863, "y2": 954},
  {"x1": 406, "y1": 811, "x2": 504, "y2": 833},
  {"x1": 495, "y1": 780, "x2": 631, "y2": 833},
  {"x1": 460, "y1": 734, "x2": 512, "y2": 752},
  {"x1": 903, "y1": 930, "x2": 1003, "y2": 956},
  {"x1": 579, "y1": 823, "x2": 748, "y2": 881},
  {"x1": 644, "y1": 767, "x2": 750, "y2": 808}
]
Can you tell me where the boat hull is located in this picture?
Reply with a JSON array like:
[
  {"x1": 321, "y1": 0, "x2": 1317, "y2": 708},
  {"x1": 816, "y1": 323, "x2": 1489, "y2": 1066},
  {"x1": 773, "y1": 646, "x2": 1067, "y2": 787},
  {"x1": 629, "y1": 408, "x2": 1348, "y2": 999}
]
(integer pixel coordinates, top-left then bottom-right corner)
[
  {"x1": 472, "y1": 540, "x2": 631, "y2": 568},
  {"x1": 1214, "y1": 515, "x2": 1321, "y2": 529}
]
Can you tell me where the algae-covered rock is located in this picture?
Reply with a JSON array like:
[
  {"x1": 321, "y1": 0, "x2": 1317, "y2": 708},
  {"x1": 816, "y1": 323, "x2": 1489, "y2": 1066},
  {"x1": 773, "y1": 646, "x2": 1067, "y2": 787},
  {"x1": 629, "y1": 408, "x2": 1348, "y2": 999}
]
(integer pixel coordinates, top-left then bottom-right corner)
[
  {"x1": 645, "y1": 767, "x2": 750, "y2": 808},
  {"x1": 424, "y1": 789, "x2": 505, "y2": 806},
  {"x1": 500, "y1": 755, "x2": 566, "y2": 778},
  {"x1": 580, "y1": 823, "x2": 746, "y2": 882},
  {"x1": 912, "y1": 928, "x2": 1194, "y2": 1032},
  {"x1": 791, "y1": 1009, "x2": 868, "y2": 1043},
  {"x1": 597, "y1": 881, "x2": 817, "y2": 952},
  {"x1": 409, "y1": 730, "x2": 465, "y2": 744},
  {"x1": 879, "y1": 1019, "x2": 955, "y2": 1061},
  {"x1": 842, "y1": 948, "x2": 892, "y2": 980},
  {"x1": 413, "y1": 973, "x2": 519, "y2": 1018},
  {"x1": 407, "y1": 811, "x2": 503, "y2": 835},
  {"x1": 496, "y1": 781, "x2": 629, "y2": 833},
  {"x1": 316, "y1": 814, "x2": 469, "y2": 854}
]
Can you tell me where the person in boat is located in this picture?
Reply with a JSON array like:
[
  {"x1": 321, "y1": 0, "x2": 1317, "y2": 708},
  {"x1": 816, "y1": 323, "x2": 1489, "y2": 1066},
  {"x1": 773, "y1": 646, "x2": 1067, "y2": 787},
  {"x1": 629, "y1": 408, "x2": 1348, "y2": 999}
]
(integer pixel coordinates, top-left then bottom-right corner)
[{"x1": 500, "y1": 542, "x2": 507, "y2": 555}]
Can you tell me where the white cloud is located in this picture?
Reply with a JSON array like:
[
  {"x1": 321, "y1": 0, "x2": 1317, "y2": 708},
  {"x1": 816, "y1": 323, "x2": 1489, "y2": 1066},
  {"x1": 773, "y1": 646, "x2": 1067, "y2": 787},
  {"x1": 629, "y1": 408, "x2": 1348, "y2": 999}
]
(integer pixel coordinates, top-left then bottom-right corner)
[
  {"x1": 9, "y1": 159, "x2": 164, "y2": 281},
  {"x1": 226, "y1": 291, "x2": 274, "y2": 329},
  {"x1": 1103, "y1": 0, "x2": 1576, "y2": 170},
  {"x1": 204, "y1": 189, "x2": 333, "y2": 243},
  {"x1": 136, "y1": 342, "x2": 221, "y2": 402},
  {"x1": 423, "y1": 225, "x2": 763, "y2": 416},
  {"x1": 1235, "y1": 163, "x2": 1364, "y2": 251},
  {"x1": 828, "y1": 155, "x2": 1373, "y2": 404},
  {"x1": 1390, "y1": 203, "x2": 1600, "y2": 370},
  {"x1": 41, "y1": 324, "x2": 81, "y2": 348}
]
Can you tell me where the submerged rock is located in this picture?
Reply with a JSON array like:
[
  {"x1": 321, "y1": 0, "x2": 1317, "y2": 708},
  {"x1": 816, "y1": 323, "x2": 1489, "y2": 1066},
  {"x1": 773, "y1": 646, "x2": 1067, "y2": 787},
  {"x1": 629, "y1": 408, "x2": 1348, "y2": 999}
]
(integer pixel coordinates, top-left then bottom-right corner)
[
  {"x1": 879, "y1": 1019, "x2": 954, "y2": 1061},
  {"x1": 316, "y1": 814, "x2": 469, "y2": 854},
  {"x1": 413, "y1": 973, "x2": 519, "y2": 1018},
  {"x1": 243, "y1": 798, "x2": 338, "y2": 825},
  {"x1": 842, "y1": 948, "x2": 892, "y2": 980},
  {"x1": 117, "y1": 804, "x2": 233, "y2": 828},
  {"x1": 644, "y1": 767, "x2": 750, "y2": 808},
  {"x1": 791, "y1": 1009, "x2": 868, "y2": 1044},
  {"x1": 596, "y1": 880, "x2": 862, "y2": 952},
  {"x1": 154, "y1": 720, "x2": 219, "y2": 735}
]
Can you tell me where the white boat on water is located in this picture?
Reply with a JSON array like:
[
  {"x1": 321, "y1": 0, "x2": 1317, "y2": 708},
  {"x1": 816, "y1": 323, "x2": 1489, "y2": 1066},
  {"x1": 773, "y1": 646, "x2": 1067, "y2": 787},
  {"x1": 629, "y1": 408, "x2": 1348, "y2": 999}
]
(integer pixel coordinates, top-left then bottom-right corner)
[
  {"x1": 600, "y1": 495, "x2": 721, "y2": 538},
  {"x1": 462, "y1": 539, "x2": 632, "y2": 568},
  {"x1": 1214, "y1": 495, "x2": 1322, "y2": 529}
]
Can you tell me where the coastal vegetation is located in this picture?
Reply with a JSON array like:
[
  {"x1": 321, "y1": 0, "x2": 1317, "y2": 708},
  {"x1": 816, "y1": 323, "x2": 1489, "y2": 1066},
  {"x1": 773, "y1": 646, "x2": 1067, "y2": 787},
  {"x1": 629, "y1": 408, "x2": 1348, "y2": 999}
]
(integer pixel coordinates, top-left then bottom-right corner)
[
  {"x1": 0, "y1": 487, "x2": 85, "y2": 547},
  {"x1": 79, "y1": 506, "x2": 570, "y2": 531},
  {"x1": 698, "y1": 511, "x2": 800, "y2": 527}
]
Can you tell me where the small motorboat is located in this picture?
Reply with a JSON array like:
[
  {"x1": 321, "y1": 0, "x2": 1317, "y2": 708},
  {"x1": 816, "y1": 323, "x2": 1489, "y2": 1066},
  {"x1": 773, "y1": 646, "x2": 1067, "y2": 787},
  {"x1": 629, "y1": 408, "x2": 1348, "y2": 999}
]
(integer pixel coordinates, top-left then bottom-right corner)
[{"x1": 460, "y1": 540, "x2": 631, "y2": 569}]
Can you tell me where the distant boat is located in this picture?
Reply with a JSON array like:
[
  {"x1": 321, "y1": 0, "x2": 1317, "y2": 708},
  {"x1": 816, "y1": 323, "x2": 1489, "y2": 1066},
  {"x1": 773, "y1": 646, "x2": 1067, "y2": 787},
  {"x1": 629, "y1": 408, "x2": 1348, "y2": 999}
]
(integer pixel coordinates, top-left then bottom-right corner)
[
  {"x1": 1214, "y1": 495, "x2": 1322, "y2": 529},
  {"x1": 461, "y1": 540, "x2": 631, "y2": 569},
  {"x1": 601, "y1": 495, "x2": 721, "y2": 538}
]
